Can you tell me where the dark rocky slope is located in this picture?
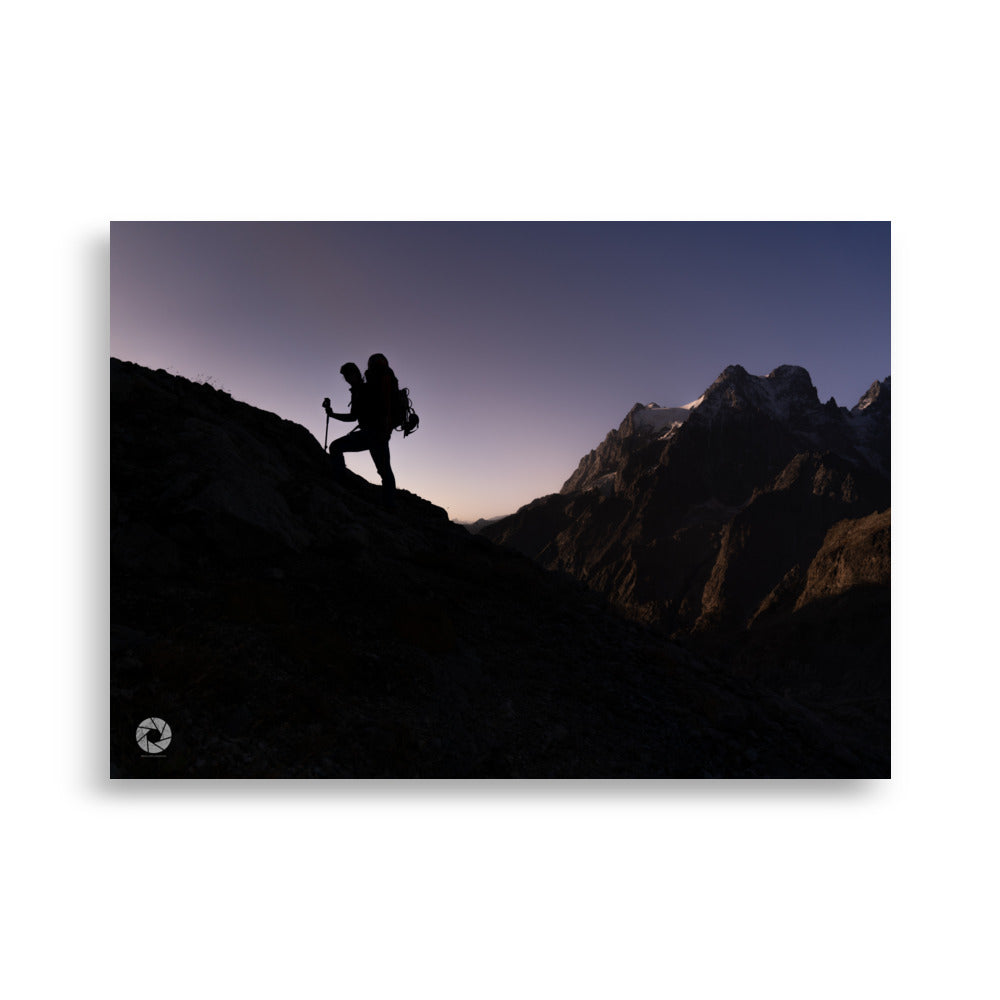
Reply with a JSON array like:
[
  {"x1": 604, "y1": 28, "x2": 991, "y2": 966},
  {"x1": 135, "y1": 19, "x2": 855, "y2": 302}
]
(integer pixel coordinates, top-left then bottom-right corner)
[{"x1": 111, "y1": 359, "x2": 889, "y2": 777}]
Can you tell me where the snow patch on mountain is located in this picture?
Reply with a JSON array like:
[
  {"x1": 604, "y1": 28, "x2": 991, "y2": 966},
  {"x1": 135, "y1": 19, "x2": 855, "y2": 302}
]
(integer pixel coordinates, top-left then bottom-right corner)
[{"x1": 632, "y1": 403, "x2": 698, "y2": 434}]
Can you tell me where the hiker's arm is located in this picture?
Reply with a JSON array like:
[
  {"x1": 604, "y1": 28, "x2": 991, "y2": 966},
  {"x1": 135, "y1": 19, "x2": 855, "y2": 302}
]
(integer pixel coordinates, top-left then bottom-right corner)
[{"x1": 323, "y1": 398, "x2": 355, "y2": 422}]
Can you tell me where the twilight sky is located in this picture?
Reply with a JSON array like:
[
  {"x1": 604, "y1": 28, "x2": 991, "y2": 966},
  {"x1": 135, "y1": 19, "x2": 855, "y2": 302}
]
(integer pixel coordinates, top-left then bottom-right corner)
[{"x1": 110, "y1": 221, "x2": 890, "y2": 522}]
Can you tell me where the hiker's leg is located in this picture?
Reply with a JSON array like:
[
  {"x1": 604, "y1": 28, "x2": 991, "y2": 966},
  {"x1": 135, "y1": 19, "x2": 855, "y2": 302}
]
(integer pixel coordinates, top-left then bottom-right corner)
[
  {"x1": 369, "y1": 435, "x2": 396, "y2": 508},
  {"x1": 329, "y1": 429, "x2": 369, "y2": 480}
]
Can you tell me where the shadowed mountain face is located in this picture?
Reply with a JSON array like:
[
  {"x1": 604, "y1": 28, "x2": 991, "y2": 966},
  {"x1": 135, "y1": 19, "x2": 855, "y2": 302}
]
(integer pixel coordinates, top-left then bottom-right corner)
[
  {"x1": 111, "y1": 359, "x2": 889, "y2": 777},
  {"x1": 482, "y1": 364, "x2": 890, "y2": 691}
]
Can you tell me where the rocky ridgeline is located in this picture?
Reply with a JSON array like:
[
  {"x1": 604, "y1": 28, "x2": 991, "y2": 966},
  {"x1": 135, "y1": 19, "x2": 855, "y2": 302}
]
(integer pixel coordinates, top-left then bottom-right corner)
[{"x1": 111, "y1": 358, "x2": 888, "y2": 777}]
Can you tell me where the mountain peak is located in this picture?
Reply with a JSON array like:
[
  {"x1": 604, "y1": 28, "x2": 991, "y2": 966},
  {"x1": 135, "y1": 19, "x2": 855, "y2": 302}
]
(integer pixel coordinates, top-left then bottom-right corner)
[
  {"x1": 767, "y1": 364, "x2": 813, "y2": 387},
  {"x1": 696, "y1": 363, "x2": 819, "y2": 421}
]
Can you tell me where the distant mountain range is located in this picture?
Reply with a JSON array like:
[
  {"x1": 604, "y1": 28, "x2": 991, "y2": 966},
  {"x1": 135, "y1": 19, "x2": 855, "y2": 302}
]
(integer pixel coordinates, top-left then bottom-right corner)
[
  {"x1": 111, "y1": 358, "x2": 889, "y2": 777},
  {"x1": 482, "y1": 364, "x2": 890, "y2": 686},
  {"x1": 459, "y1": 516, "x2": 506, "y2": 534}
]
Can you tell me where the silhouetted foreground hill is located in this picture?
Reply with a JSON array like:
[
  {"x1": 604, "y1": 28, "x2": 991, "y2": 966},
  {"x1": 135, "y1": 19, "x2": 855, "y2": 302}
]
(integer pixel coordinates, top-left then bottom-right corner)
[{"x1": 111, "y1": 359, "x2": 888, "y2": 777}]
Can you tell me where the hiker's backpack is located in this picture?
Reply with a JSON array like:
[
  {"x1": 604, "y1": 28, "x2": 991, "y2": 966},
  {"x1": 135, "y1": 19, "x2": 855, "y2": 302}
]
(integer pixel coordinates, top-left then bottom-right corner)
[
  {"x1": 392, "y1": 383, "x2": 420, "y2": 436},
  {"x1": 373, "y1": 360, "x2": 420, "y2": 437}
]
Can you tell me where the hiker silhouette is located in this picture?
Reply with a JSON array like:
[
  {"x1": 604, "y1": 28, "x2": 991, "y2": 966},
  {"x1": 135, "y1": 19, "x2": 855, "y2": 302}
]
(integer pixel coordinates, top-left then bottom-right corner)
[{"x1": 324, "y1": 355, "x2": 397, "y2": 509}]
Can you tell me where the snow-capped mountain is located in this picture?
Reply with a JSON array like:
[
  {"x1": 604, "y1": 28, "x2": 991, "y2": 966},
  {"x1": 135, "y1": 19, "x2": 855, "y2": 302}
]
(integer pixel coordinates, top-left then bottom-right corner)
[
  {"x1": 483, "y1": 363, "x2": 890, "y2": 648},
  {"x1": 561, "y1": 364, "x2": 889, "y2": 497}
]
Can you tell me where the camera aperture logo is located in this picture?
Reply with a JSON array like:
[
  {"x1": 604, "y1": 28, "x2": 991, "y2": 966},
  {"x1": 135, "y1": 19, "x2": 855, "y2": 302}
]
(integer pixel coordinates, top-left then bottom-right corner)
[{"x1": 136, "y1": 718, "x2": 172, "y2": 755}]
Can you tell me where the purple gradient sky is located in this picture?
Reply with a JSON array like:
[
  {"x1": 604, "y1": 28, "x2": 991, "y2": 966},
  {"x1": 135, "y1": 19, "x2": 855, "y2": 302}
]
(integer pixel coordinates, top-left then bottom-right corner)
[{"x1": 111, "y1": 221, "x2": 889, "y2": 522}]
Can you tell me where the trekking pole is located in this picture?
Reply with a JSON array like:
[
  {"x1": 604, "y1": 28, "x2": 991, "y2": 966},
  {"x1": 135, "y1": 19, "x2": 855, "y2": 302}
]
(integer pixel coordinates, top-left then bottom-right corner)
[{"x1": 322, "y1": 398, "x2": 330, "y2": 451}]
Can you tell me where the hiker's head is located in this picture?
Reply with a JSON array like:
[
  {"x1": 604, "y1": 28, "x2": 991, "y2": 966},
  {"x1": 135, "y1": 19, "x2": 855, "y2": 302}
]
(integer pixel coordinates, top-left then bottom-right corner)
[
  {"x1": 367, "y1": 353, "x2": 389, "y2": 372},
  {"x1": 340, "y1": 362, "x2": 362, "y2": 386}
]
